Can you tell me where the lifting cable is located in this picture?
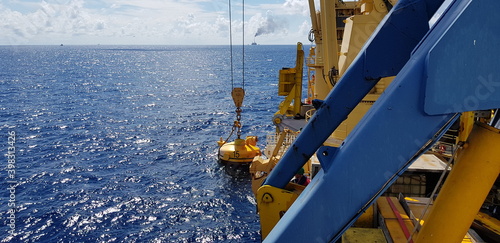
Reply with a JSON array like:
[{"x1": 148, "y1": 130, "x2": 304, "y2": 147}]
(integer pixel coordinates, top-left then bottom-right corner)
[
  {"x1": 228, "y1": 0, "x2": 246, "y2": 139},
  {"x1": 228, "y1": 0, "x2": 246, "y2": 89},
  {"x1": 228, "y1": 0, "x2": 234, "y2": 89},
  {"x1": 242, "y1": 0, "x2": 245, "y2": 89},
  {"x1": 406, "y1": 144, "x2": 458, "y2": 243}
]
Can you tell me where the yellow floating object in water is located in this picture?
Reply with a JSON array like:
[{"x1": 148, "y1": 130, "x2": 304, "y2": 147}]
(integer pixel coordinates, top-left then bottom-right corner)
[{"x1": 217, "y1": 136, "x2": 261, "y2": 176}]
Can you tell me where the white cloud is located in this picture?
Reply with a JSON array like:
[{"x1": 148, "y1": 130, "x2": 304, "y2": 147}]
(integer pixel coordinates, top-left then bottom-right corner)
[
  {"x1": 298, "y1": 20, "x2": 311, "y2": 38},
  {"x1": 283, "y1": 0, "x2": 310, "y2": 16},
  {"x1": 0, "y1": 0, "x2": 311, "y2": 45},
  {"x1": 0, "y1": 0, "x2": 113, "y2": 44}
]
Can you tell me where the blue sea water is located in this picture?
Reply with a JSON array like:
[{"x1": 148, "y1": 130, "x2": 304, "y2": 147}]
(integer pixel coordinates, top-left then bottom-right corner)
[{"x1": 0, "y1": 45, "x2": 299, "y2": 242}]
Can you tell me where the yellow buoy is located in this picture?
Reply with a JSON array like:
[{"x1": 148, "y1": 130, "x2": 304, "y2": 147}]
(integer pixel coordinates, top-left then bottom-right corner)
[
  {"x1": 217, "y1": 87, "x2": 260, "y2": 176},
  {"x1": 218, "y1": 136, "x2": 261, "y2": 176}
]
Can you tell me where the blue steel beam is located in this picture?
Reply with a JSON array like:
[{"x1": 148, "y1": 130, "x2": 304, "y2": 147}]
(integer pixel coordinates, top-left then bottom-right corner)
[
  {"x1": 264, "y1": 0, "x2": 445, "y2": 190},
  {"x1": 264, "y1": 0, "x2": 500, "y2": 242}
]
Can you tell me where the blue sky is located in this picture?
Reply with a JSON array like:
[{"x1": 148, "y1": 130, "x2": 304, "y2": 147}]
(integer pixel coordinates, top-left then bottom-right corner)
[{"x1": 0, "y1": 0, "x2": 312, "y2": 45}]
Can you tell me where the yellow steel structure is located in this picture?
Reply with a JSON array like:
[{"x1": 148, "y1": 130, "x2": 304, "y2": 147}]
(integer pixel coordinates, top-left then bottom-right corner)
[
  {"x1": 329, "y1": 0, "x2": 396, "y2": 144},
  {"x1": 305, "y1": 0, "x2": 395, "y2": 103},
  {"x1": 257, "y1": 0, "x2": 500, "y2": 241},
  {"x1": 307, "y1": 0, "x2": 346, "y2": 100},
  {"x1": 474, "y1": 211, "x2": 500, "y2": 239},
  {"x1": 256, "y1": 185, "x2": 300, "y2": 239},
  {"x1": 342, "y1": 228, "x2": 387, "y2": 243},
  {"x1": 415, "y1": 122, "x2": 500, "y2": 243},
  {"x1": 317, "y1": 0, "x2": 339, "y2": 99},
  {"x1": 275, "y1": 43, "x2": 304, "y2": 121},
  {"x1": 458, "y1": 111, "x2": 475, "y2": 143},
  {"x1": 250, "y1": 130, "x2": 288, "y2": 195},
  {"x1": 303, "y1": 0, "x2": 397, "y2": 145},
  {"x1": 259, "y1": 1, "x2": 398, "y2": 238},
  {"x1": 338, "y1": 0, "x2": 392, "y2": 77}
]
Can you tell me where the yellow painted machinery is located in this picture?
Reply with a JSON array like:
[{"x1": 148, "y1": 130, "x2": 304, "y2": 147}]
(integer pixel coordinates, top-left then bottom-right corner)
[
  {"x1": 254, "y1": 0, "x2": 397, "y2": 234},
  {"x1": 273, "y1": 43, "x2": 304, "y2": 126},
  {"x1": 255, "y1": 0, "x2": 500, "y2": 242}
]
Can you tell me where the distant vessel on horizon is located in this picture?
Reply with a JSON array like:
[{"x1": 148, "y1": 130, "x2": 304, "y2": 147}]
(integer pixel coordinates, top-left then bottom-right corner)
[{"x1": 251, "y1": 37, "x2": 257, "y2": 45}]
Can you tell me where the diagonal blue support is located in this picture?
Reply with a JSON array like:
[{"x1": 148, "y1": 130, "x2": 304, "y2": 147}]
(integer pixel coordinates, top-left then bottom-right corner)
[
  {"x1": 424, "y1": 0, "x2": 500, "y2": 114},
  {"x1": 264, "y1": 0, "x2": 500, "y2": 242},
  {"x1": 264, "y1": 0, "x2": 446, "y2": 190}
]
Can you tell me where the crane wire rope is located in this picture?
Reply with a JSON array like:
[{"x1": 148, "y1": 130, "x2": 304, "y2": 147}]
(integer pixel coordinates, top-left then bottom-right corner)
[
  {"x1": 227, "y1": 0, "x2": 246, "y2": 140},
  {"x1": 406, "y1": 144, "x2": 458, "y2": 243},
  {"x1": 218, "y1": 0, "x2": 240, "y2": 160},
  {"x1": 228, "y1": 0, "x2": 246, "y2": 90},
  {"x1": 242, "y1": 0, "x2": 245, "y2": 89},
  {"x1": 228, "y1": 0, "x2": 234, "y2": 90}
]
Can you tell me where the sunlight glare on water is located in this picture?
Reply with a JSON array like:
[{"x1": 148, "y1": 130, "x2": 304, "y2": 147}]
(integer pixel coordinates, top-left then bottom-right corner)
[{"x1": 0, "y1": 45, "x2": 299, "y2": 242}]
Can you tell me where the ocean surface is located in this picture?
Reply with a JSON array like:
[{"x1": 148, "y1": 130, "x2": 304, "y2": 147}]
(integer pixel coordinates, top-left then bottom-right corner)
[{"x1": 0, "y1": 45, "x2": 300, "y2": 242}]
